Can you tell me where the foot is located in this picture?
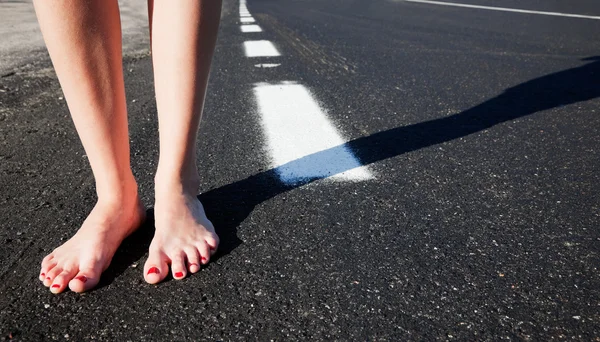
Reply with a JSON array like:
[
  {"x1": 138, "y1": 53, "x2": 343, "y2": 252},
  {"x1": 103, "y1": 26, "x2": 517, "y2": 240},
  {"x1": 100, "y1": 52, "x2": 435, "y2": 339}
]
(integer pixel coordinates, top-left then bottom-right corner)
[
  {"x1": 39, "y1": 195, "x2": 145, "y2": 294},
  {"x1": 145, "y1": 185, "x2": 219, "y2": 284}
]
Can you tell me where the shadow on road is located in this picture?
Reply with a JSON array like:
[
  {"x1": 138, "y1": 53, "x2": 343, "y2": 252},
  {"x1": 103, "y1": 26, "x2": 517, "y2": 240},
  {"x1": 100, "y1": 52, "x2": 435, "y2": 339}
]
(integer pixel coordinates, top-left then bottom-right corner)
[{"x1": 103, "y1": 56, "x2": 600, "y2": 286}]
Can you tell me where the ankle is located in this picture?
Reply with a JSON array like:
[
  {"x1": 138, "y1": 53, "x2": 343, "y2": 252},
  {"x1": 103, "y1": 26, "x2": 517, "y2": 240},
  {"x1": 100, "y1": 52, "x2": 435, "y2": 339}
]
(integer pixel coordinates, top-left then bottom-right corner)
[
  {"x1": 95, "y1": 176, "x2": 140, "y2": 207},
  {"x1": 154, "y1": 174, "x2": 200, "y2": 198}
]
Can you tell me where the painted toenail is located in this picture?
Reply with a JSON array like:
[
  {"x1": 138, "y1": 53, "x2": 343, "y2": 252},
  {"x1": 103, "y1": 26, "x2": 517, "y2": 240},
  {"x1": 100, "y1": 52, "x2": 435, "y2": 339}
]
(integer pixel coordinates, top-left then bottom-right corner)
[
  {"x1": 201, "y1": 257, "x2": 207, "y2": 262},
  {"x1": 41, "y1": 273, "x2": 45, "y2": 277},
  {"x1": 51, "y1": 284, "x2": 60, "y2": 289},
  {"x1": 147, "y1": 267, "x2": 160, "y2": 275},
  {"x1": 46, "y1": 277, "x2": 51, "y2": 280},
  {"x1": 75, "y1": 276, "x2": 87, "y2": 283},
  {"x1": 175, "y1": 272, "x2": 184, "y2": 278}
]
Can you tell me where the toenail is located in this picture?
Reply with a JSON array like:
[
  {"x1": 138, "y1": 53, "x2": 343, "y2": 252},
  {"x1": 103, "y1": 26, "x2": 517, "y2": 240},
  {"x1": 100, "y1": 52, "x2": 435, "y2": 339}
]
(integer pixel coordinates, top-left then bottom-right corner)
[
  {"x1": 201, "y1": 257, "x2": 207, "y2": 262},
  {"x1": 46, "y1": 277, "x2": 51, "y2": 280},
  {"x1": 75, "y1": 276, "x2": 87, "y2": 283},
  {"x1": 51, "y1": 284, "x2": 60, "y2": 289},
  {"x1": 147, "y1": 267, "x2": 160, "y2": 275},
  {"x1": 175, "y1": 272, "x2": 184, "y2": 278},
  {"x1": 41, "y1": 273, "x2": 45, "y2": 277},
  {"x1": 189, "y1": 263, "x2": 199, "y2": 268}
]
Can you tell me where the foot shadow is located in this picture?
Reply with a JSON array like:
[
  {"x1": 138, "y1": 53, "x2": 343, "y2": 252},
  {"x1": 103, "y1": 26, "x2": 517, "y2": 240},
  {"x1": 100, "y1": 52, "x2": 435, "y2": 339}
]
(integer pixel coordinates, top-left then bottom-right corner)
[
  {"x1": 100, "y1": 56, "x2": 600, "y2": 286},
  {"x1": 96, "y1": 209, "x2": 156, "y2": 289}
]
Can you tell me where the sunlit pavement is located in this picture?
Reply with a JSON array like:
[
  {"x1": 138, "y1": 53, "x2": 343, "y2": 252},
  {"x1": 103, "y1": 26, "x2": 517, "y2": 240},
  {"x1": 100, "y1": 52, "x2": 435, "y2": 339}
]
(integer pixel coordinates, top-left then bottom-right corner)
[{"x1": 0, "y1": 0, "x2": 599, "y2": 340}]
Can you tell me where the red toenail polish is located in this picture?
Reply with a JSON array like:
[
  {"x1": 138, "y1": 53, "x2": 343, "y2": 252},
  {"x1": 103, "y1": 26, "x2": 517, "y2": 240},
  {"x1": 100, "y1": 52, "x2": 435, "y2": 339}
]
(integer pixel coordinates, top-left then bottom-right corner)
[
  {"x1": 75, "y1": 276, "x2": 87, "y2": 283},
  {"x1": 175, "y1": 272, "x2": 184, "y2": 278},
  {"x1": 147, "y1": 267, "x2": 160, "y2": 275},
  {"x1": 41, "y1": 273, "x2": 45, "y2": 277},
  {"x1": 51, "y1": 284, "x2": 60, "y2": 289},
  {"x1": 46, "y1": 277, "x2": 51, "y2": 280},
  {"x1": 201, "y1": 257, "x2": 207, "y2": 262}
]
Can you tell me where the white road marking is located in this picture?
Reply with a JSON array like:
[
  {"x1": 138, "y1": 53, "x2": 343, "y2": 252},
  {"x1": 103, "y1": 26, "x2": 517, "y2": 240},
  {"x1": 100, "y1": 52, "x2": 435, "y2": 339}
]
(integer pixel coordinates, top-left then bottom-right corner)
[
  {"x1": 241, "y1": 25, "x2": 263, "y2": 32},
  {"x1": 398, "y1": 0, "x2": 600, "y2": 20},
  {"x1": 240, "y1": 13, "x2": 252, "y2": 17},
  {"x1": 254, "y1": 63, "x2": 281, "y2": 68},
  {"x1": 240, "y1": 17, "x2": 256, "y2": 23},
  {"x1": 244, "y1": 40, "x2": 281, "y2": 57},
  {"x1": 239, "y1": 7, "x2": 250, "y2": 14},
  {"x1": 253, "y1": 82, "x2": 373, "y2": 184}
]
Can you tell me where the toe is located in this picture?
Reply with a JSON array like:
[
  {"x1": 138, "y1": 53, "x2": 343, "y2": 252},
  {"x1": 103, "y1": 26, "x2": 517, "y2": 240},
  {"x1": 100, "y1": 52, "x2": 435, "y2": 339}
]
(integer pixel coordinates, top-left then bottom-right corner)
[
  {"x1": 171, "y1": 252, "x2": 187, "y2": 280},
  {"x1": 40, "y1": 255, "x2": 54, "y2": 280},
  {"x1": 185, "y1": 247, "x2": 201, "y2": 274},
  {"x1": 144, "y1": 249, "x2": 169, "y2": 284},
  {"x1": 50, "y1": 268, "x2": 78, "y2": 294},
  {"x1": 41, "y1": 261, "x2": 58, "y2": 282},
  {"x1": 43, "y1": 266, "x2": 62, "y2": 287},
  {"x1": 68, "y1": 268, "x2": 100, "y2": 293},
  {"x1": 205, "y1": 236, "x2": 219, "y2": 256},
  {"x1": 197, "y1": 242, "x2": 211, "y2": 265}
]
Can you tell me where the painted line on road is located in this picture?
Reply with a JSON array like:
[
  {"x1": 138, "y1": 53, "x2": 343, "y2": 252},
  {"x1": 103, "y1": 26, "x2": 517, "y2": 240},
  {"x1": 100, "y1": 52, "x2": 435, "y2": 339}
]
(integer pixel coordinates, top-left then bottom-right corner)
[
  {"x1": 241, "y1": 17, "x2": 256, "y2": 23},
  {"x1": 399, "y1": 0, "x2": 600, "y2": 20},
  {"x1": 254, "y1": 63, "x2": 281, "y2": 68},
  {"x1": 253, "y1": 82, "x2": 373, "y2": 184},
  {"x1": 241, "y1": 24, "x2": 263, "y2": 32},
  {"x1": 244, "y1": 40, "x2": 281, "y2": 57}
]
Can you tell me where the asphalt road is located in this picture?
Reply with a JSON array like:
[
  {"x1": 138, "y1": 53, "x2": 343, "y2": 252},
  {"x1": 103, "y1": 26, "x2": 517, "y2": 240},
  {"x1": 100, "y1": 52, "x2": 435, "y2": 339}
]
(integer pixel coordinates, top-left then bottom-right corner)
[{"x1": 1, "y1": 0, "x2": 599, "y2": 340}]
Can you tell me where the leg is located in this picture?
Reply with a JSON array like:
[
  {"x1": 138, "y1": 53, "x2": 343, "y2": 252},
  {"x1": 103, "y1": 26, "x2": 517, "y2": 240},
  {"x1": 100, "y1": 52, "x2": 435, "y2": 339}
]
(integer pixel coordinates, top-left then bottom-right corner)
[
  {"x1": 144, "y1": 0, "x2": 221, "y2": 283},
  {"x1": 33, "y1": 0, "x2": 145, "y2": 293}
]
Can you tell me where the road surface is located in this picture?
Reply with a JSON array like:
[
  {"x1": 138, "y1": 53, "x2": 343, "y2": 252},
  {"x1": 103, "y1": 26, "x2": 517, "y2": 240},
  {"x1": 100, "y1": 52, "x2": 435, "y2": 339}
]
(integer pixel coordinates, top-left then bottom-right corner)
[{"x1": 0, "y1": 0, "x2": 599, "y2": 340}]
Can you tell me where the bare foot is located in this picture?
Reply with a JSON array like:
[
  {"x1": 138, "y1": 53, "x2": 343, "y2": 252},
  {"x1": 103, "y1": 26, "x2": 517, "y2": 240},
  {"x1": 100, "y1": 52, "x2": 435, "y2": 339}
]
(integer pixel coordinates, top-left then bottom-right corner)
[
  {"x1": 144, "y1": 186, "x2": 219, "y2": 284},
  {"x1": 39, "y1": 194, "x2": 145, "y2": 294}
]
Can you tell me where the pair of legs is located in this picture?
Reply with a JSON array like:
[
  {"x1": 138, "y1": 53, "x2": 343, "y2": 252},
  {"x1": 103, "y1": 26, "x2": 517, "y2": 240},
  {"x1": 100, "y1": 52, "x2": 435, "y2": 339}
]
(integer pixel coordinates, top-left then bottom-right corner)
[{"x1": 33, "y1": 0, "x2": 222, "y2": 293}]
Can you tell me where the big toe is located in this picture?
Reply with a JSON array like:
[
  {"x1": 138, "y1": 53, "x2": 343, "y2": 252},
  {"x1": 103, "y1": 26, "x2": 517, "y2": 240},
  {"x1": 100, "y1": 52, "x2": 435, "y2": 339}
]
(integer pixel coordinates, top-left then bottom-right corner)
[
  {"x1": 144, "y1": 250, "x2": 169, "y2": 284},
  {"x1": 68, "y1": 268, "x2": 101, "y2": 293}
]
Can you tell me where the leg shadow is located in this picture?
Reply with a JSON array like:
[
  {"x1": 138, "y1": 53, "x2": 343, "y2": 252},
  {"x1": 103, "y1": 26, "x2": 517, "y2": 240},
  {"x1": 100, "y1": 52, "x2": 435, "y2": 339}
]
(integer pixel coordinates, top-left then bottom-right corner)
[
  {"x1": 202, "y1": 56, "x2": 600, "y2": 256},
  {"x1": 101, "y1": 57, "x2": 600, "y2": 284}
]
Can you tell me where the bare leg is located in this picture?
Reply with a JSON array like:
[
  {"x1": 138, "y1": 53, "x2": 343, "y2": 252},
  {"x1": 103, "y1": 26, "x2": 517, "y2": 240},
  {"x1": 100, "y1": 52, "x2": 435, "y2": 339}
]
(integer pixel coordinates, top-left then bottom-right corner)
[
  {"x1": 33, "y1": 0, "x2": 145, "y2": 293},
  {"x1": 144, "y1": 0, "x2": 221, "y2": 283}
]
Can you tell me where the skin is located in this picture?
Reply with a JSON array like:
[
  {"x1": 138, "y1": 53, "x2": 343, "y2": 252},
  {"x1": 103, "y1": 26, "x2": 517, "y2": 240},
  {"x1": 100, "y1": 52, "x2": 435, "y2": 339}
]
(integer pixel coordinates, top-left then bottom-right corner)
[{"x1": 33, "y1": 0, "x2": 221, "y2": 293}]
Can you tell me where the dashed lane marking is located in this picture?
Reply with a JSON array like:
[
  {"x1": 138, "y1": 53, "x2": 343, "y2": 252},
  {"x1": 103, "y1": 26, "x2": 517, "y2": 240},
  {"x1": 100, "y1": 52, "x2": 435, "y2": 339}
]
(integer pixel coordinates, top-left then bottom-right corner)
[
  {"x1": 241, "y1": 25, "x2": 263, "y2": 32},
  {"x1": 398, "y1": 0, "x2": 600, "y2": 20},
  {"x1": 253, "y1": 82, "x2": 373, "y2": 184},
  {"x1": 243, "y1": 40, "x2": 281, "y2": 57},
  {"x1": 254, "y1": 63, "x2": 281, "y2": 68},
  {"x1": 240, "y1": 17, "x2": 256, "y2": 23}
]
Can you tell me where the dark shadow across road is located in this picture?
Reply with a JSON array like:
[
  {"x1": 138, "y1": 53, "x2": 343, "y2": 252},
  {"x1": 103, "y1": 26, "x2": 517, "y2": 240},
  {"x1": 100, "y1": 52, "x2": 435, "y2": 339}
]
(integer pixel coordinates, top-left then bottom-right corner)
[{"x1": 106, "y1": 57, "x2": 600, "y2": 283}]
